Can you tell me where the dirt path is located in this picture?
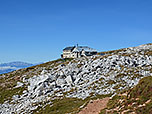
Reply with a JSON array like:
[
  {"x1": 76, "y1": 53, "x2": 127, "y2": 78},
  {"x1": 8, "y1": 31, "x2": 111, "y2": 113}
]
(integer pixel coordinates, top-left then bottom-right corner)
[{"x1": 78, "y1": 97, "x2": 109, "y2": 114}]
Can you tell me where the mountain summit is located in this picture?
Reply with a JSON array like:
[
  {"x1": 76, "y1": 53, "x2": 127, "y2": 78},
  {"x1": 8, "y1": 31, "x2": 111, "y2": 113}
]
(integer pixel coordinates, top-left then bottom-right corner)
[{"x1": 0, "y1": 43, "x2": 152, "y2": 114}]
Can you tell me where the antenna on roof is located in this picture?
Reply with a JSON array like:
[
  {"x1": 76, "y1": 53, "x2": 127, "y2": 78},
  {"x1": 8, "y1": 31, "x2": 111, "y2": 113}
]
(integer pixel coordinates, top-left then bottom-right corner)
[{"x1": 77, "y1": 44, "x2": 78, "y2": 47}]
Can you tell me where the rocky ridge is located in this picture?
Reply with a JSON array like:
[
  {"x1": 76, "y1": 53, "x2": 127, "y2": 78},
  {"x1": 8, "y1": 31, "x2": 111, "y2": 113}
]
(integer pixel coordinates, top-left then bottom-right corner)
[{"x1": 0, "y1": 43, "x2": 152, "y2": 114}]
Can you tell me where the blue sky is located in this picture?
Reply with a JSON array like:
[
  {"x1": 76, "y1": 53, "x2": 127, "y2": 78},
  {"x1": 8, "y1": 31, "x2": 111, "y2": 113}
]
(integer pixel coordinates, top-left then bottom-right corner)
[{"x1": 0, "y1": 0, "x2": 152, "y2": 63}]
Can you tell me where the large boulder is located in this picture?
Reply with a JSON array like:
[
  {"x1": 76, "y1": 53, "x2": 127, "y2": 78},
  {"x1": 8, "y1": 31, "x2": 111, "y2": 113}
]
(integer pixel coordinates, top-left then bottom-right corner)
[
  {"x1": 56, "y1": 78, "x2": 67, "y2": 87},
  {"x1": 65, "y1": 75, "x2": 74, "y2": 85}
]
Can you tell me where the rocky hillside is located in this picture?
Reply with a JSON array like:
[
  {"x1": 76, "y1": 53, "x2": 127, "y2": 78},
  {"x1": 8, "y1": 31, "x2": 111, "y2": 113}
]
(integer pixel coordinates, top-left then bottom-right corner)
[
  {"x1": 0, "y1": 43, "x2": 152, "y2": 114},
  {"x1": 100, "y1": 76, "x2": 152, "y2": 114}
]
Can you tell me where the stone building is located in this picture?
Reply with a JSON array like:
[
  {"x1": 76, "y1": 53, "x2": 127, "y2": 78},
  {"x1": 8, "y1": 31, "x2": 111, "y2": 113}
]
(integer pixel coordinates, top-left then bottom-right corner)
[{"x1": 61, "y1": 45, "x2": 97, "y2": 58}]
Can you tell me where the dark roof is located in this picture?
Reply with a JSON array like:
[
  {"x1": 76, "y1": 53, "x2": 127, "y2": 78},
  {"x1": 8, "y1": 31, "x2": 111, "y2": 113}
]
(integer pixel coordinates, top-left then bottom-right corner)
[
  {"x1": 63, "y1": 46, "x2": 75, "y2": 51},
  {"x1": 73, "y1": 46, "x2": 97, "y2": 52}
]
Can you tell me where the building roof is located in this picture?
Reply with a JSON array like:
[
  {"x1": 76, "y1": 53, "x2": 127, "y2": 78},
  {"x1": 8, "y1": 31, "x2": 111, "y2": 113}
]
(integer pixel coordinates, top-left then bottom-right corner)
[
  {"x1": 63, "y1": 46, "x2": 75, "y2": 51},
  {"x1": 73, "y1": 46, "x2": 97, "y2": 52},
  {"x1": 63, "y1": 45, "x2": 97, "y2": 52}
]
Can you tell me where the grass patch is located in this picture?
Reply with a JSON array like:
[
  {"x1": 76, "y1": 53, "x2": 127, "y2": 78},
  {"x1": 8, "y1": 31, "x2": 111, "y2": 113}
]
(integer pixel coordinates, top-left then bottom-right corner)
[
  {"x1": 107, "y1": 80, "x2": 116, "y2": 85},
  {"x1": 0, "y1": 87, "x2": 25, "y2": 103},
  {"x1": 107, "y1": 95, "x2": 123, "y2": 109},
  {"x1": 102, "y1": 76, "x2": 152, "y2": 113},
  {"x1": 145, "y1": 51, "x2": 152, "y2": 56},
  {"x1": 136, "y1": 101, "x2": 152, "y2": 114},
  {"x1": 34, "y1": 97, "x2": 86, "y2": 114},
  {"x1": 129, "y1": 76, "x2": 152, "y2": 103}
]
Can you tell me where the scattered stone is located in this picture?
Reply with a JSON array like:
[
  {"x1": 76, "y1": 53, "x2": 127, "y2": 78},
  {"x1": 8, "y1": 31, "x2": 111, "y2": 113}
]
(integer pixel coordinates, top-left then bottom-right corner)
[{"x1": 15, "y1": 82, "x2": 24, "y2": 88}]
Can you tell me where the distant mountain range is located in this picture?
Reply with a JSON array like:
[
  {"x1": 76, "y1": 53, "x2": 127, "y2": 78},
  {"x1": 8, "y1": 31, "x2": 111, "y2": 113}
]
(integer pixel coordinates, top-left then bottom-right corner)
[{"x1": 0, "y1": 61, "x2": 34, "y2": 74}]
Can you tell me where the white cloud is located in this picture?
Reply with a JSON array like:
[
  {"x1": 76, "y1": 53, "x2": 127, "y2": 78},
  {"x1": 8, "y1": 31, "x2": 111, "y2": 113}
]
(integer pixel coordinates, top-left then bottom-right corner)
[{"x1": 0, "y1": 66, "x2": 18, "y2": 70}]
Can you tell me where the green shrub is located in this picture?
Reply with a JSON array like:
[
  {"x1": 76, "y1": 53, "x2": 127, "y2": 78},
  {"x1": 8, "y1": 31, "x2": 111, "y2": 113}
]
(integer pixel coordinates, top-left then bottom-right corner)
[{"x1": 34, "y1": 98, "x2": 85, "y2": 114}]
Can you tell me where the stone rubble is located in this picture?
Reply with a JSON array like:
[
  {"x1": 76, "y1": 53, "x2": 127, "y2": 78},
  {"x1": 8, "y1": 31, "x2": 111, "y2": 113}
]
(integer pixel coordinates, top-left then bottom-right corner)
[{"x1": 0, "y1": 44, "x2": 152, "y2": 114}]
